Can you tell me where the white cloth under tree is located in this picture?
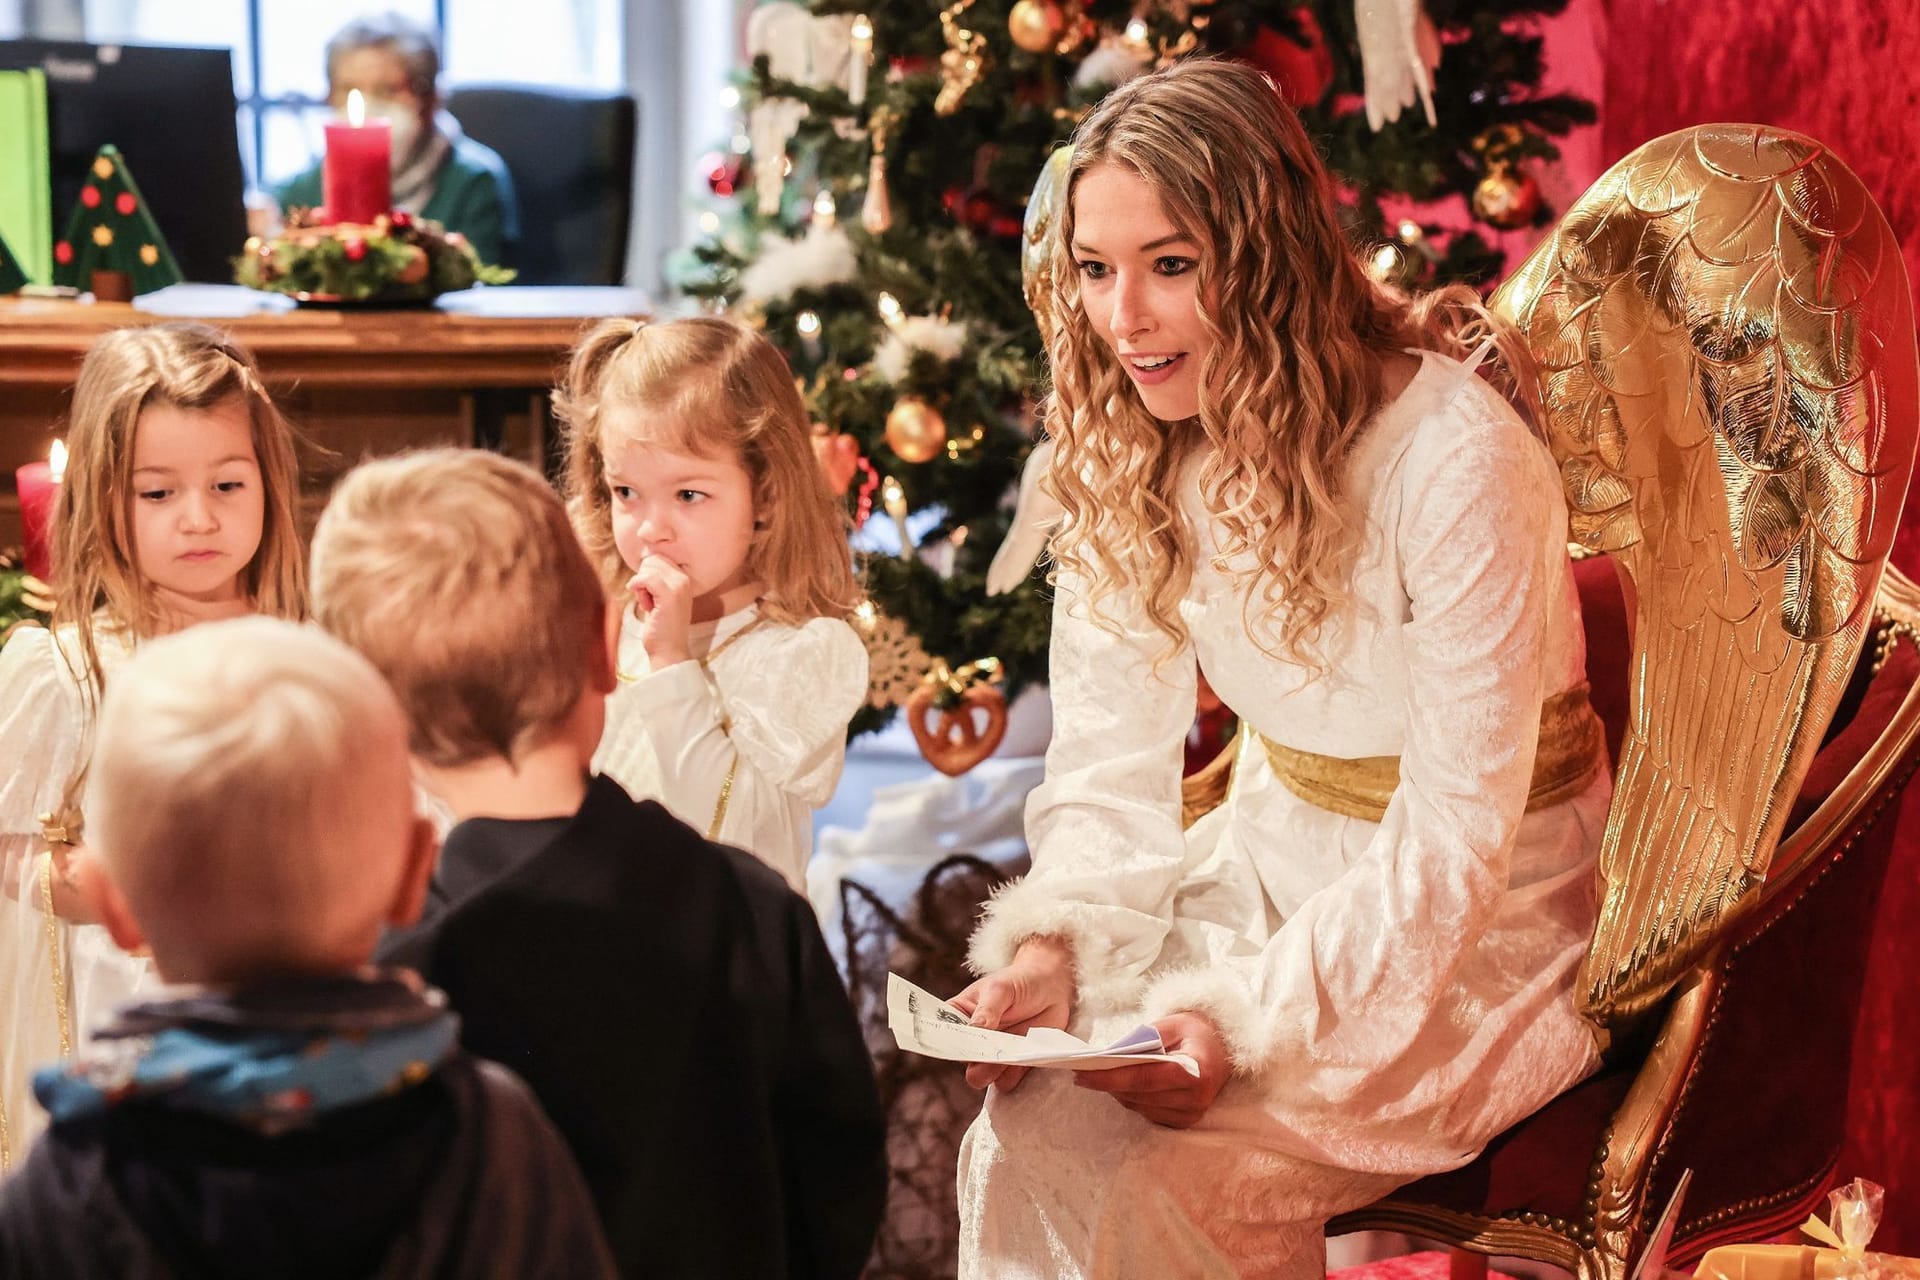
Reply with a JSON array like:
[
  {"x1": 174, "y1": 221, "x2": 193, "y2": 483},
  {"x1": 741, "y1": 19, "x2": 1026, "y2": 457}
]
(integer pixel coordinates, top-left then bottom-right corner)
[
  {"x1": 959, "y1": 350, "x2": 1611, "y2": 1278},
  {"x1": 595, "y1": 603, "x2": 868, "y2": 892},
  {"x1": 0, "y1": 623, "x2": 155, "y2": 1170}
]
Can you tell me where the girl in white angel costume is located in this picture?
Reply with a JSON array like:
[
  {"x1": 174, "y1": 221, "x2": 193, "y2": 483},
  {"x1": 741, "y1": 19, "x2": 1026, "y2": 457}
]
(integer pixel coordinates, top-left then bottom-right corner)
[
  {"x1": 557, "y1": 316, "x2": 868, "y2": 892},
  {"x1": 953, "y1": 59, "x2": 1612, "y2": 1278},
  {"x1": 0, "y1": 323, "x2": 308, "y2": 1169}
]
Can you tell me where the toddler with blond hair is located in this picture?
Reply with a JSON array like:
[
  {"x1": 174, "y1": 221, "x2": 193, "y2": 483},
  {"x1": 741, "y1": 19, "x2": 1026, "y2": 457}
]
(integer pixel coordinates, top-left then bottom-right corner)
[
  {"x1": 314, "y1": 448, "x2": 885, "y2": 1279},
  {"x1": 0, "y1": 617, "x2": 612, "y2": 1278},
  {"x1": 556, "y1": 315, "x2": 868, "y2": 890}
]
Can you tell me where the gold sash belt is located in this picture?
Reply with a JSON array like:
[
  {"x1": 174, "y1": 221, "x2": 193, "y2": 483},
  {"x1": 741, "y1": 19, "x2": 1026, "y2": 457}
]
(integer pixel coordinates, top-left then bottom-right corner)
[{"x1": 1260, "y1": 682, "x2": 1604, "y2": 823}]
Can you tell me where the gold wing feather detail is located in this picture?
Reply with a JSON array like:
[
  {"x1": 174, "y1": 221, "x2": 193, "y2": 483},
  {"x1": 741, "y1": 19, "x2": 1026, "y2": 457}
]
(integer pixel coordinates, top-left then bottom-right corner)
[{"x1": 1492, "y1": 124, "x2": 1920, "y2": 1023}]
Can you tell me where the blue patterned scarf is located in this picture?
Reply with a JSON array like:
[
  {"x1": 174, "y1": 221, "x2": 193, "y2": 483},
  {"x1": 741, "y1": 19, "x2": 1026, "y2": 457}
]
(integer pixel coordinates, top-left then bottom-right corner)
[{"x1": 35, "y1": 970, "x2": 459, "y2": 1135}]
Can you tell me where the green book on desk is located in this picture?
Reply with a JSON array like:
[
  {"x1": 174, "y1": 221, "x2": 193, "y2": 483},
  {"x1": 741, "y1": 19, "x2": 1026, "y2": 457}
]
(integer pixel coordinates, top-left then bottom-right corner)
[{"x1": 0, "y1": 68, "x2": 51, "y2": 286}]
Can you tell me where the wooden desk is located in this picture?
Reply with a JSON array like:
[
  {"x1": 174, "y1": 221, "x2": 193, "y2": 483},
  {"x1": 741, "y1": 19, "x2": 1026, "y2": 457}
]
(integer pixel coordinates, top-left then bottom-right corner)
[{"x1": 0, "y1": 284, "x2": 652, "y2": 544}]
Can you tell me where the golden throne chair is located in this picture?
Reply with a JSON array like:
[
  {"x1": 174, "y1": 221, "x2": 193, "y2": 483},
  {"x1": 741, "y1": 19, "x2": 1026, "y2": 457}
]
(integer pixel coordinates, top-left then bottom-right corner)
[{"x1": 1320, "y1": 124, "x2": 1920, "y2": 1280}]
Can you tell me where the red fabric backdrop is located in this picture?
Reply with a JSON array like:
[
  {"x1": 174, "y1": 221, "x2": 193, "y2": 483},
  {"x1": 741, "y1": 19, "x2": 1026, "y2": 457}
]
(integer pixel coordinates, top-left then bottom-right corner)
[{"x1": 1543, "y1": 0, "x2": 1920, "y2": 1250}]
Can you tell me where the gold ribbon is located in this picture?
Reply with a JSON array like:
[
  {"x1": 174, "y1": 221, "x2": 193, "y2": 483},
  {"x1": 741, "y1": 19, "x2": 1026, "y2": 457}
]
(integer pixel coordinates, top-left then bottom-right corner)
[
  {"x1": 922, "y1": 655, "x2": 1003, "y2": 704},
  {"x1": 1260, "y1": 683, "x2": 1604, "y2": 823}
]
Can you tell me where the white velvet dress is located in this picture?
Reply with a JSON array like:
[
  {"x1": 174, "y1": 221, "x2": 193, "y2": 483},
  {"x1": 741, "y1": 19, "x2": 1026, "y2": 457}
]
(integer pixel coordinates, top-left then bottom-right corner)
[
  {"x1": 595, "y1": 603, "x2": 869, "y2": 892},
  {"x1": 959, "y1": 351, "x2": 1611, "y2": 1278},
  {"x1": 0, "y1": 622, "x2": 155, "y2": 1170}
]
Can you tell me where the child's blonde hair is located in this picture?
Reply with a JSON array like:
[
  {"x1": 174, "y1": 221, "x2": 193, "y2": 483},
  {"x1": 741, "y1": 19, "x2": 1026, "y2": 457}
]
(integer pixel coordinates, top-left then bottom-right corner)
[
  {"x1": 87, "y1": 617, "x2": 416, "y2": 979},
  {"x1": 555, "y1": 315, "x2": 858, "y2": 626},
  {"x1": 43, "y1": 322, "x2": 305, "y2": 838},
  {"x1": 52, "y1": 322, "x2": 306, "y2": 693},
  {"x1": 311, "y1": 448, "x2": 606, "y2": 768}
]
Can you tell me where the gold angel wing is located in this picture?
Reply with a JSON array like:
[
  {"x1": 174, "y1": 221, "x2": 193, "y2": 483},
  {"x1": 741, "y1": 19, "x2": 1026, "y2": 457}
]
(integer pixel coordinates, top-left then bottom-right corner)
[{"x1": 1492, "y1": 124, "x2": 1920, "y2": 1023}]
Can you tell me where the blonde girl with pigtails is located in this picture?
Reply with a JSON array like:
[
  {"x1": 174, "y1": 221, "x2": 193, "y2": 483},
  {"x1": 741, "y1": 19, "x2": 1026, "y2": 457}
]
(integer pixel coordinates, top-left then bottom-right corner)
[
  {"x1": 557, "y1": 316, "x2": 867, "y2": 892},
  {"x1": 0, "y1": 323, "x2": 306, "y2": 1166}
]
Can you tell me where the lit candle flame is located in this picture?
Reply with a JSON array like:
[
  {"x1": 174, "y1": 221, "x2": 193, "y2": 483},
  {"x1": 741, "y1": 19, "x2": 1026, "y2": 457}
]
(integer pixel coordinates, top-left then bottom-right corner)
[
  {"x1": 346, "y1": 88, "x2": 366, "y2": 127},
  {"x1": 851, "y1": 15, "x2": 873, "y2": 44},
  {"x1": 882, "y1": 475, "x2": 906, "y2": 517},
  {"x1": 853, "y1": 599, "x2": 877, "y2": 630},
  {"x1": 49, "y1": 439, "x2": 67, "y2": 480},
  {"x1": 797, "y1": 310, "x2": 822, "y2": 338},
  {"x1": 812, "y1": 189, "x2": 836, "y2": 226},
  {"x1": 877, "y1": 292, "x2": 904, "y2": 328}
]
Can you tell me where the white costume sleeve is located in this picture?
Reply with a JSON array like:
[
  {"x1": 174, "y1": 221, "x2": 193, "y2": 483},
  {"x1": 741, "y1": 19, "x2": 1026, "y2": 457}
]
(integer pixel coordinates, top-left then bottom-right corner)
[
  {"x1": 967, "y1": 569, "x2": 1198, "y2": 1010},
  {"x1": 1137, "y1": 405, "x2": 1562, "y2": 1089},
  {"x1": 0, "y1": 625, "x2": 89, "y2": 1168},
  {"x1": 619, "y1": 617, "x2": 867, "y2": 890},
  {"x1": 0, "y1": 626, "x2": 84, "y2": 906}
]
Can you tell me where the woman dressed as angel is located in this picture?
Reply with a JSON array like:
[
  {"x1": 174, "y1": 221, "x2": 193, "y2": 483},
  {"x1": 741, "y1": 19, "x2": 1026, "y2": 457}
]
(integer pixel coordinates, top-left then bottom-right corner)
[{"x1": 953, "y1": 57, "x2": 1612, "y2": 1278}]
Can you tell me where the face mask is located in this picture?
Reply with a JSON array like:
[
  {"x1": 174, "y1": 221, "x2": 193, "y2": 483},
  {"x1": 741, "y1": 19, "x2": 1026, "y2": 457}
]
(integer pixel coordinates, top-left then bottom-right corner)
[
  {"x1": 337, "y1": 97, "x2": 423, "y2": 164},
  {"x1": 366, "y1": 98, "x2": 423, "y2": 164}
]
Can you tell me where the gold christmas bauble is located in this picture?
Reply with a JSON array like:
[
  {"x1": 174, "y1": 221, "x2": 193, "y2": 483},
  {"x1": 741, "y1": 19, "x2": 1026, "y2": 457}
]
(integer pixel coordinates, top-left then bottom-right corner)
[
  {"x1": 1008, "y1": 0, "x2": 1068, "y2": 54},
  {"x1": 1472, "y1": 164, "x2": 1543, "y2": 230},
  {"x1": 1022, "y1": 144, "x2": 1075, "y2": 341},
  {"x1": 885, "y1": 396, "x2": 948, "y2": 464}
]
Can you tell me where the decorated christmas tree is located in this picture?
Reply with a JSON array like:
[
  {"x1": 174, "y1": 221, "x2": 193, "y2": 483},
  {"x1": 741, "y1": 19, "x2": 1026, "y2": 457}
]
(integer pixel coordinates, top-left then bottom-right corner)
[
  {"x1": 683, "y1": 0, "x2": 1595, "y2": 768},
  {"x1": 53, "y1": 145, "x2": 184, "y2": 297},
  {"x1": 0, "y1": 226, "x2": 25, "y2": 295}
]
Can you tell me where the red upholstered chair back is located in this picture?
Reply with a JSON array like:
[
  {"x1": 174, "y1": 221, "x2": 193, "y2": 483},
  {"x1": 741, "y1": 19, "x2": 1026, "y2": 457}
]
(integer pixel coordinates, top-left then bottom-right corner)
[{"x1": 1572, "y1": 555, "x2": 1633, "y2": 770}]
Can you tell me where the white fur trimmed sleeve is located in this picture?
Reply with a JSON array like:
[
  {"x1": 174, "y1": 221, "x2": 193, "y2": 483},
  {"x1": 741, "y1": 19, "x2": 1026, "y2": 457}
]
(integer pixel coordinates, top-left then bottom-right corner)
[
  {"x1": 967, "y1": 569, "x2": 1196, "y2": 1010},
  {"x1": 1136, "y1": 401, "x2": 1565, "y2": 1087}
]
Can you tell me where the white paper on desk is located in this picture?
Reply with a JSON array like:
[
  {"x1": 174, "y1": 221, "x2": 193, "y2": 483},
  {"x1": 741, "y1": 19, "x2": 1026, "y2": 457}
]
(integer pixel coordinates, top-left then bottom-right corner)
[{"x1": 887, "y1": 974, "x2": 1200, "y2": 1076}]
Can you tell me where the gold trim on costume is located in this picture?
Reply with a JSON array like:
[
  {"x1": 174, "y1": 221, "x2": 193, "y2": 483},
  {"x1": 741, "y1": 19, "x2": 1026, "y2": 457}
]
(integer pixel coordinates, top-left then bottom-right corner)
[
  {"x1": 38, "y1": 851, "x2": 73, "y2": 1058},
  {"x1": 1260, "y1": 683, "x2": 1604, "y2": 823},
  {"x1": 614, "y1": 613, "x2": 770, "y2": 839}
]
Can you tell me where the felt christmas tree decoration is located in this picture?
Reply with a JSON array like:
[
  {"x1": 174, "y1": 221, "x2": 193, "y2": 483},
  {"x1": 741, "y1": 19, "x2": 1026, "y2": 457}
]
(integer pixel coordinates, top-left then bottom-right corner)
[
  {"x1": 0, "y1": 225, "x2": 26, "y2": 294},
  {"x1": 53, "y1": 145, "x2": 183, "y2": 297}
]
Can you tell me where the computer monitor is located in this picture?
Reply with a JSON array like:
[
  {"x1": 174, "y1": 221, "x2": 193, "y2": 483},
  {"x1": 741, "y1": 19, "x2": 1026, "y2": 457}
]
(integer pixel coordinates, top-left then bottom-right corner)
[{"x1": 0, "y1": 40, "x2": 247, "y2": 284}]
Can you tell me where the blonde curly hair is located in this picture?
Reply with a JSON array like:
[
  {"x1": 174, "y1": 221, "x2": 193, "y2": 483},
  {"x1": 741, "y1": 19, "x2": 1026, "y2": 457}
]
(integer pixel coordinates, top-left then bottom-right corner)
[
  {"x1": 1044, "y1": 57, "x2": 1539, "y2": 668},
  {"x1": 555, "y1": 315, "x2": 858, "y2": 626}
]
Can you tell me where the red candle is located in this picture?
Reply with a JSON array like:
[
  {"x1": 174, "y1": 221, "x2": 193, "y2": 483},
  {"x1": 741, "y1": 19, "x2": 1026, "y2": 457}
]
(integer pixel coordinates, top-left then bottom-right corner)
[
  {"x1": 322, "y1": 89, "x2": 391, "y2": 225},
  {"x1": 17, "y1": 440, "x2": 65, "y2": 582}
]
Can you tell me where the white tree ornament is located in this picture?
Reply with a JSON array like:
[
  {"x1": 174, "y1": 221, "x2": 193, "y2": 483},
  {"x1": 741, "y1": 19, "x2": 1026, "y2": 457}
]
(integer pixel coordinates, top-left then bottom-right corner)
[
  {"x1": 744, "y1": 3, "x2": 867, "y2": 214},
  {"x1": 1355, "y1": 0, "x2": 1441, "y2": 132}
]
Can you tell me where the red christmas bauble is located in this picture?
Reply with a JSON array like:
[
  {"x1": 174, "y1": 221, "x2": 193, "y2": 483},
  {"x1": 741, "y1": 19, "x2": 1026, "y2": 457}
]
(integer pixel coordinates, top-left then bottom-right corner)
[
  {"x1": 1240, "y1": 22, "x2": 1333, "y2": 106},
  {"x1": 390, "y1": 210, "x2": 413, "y2": 228},
  {"x1": 987, "y1": 214, "x2": 1024, "y2": 239},
  {"x1": 343, "y1": 238, "x2": 367, "y2": 262},
  {"x1": 80, "y1": 185, "x2": 100, "y2": 208},
  {"x1": 961, "y1": 186, "x2": 1000, "y2": 231},
  {"x1": 54, "y1": 240, "x2": 72, "y2": 265},
  {"x1": 700, "y1": 149, "x2": 744, "y2": 198},
  {"x1": 1472, "y1": 166, "x2": 1544, "y2": 230},
  {"x1": 115, "y1": 192, "x2": 136, "y2": 216}
]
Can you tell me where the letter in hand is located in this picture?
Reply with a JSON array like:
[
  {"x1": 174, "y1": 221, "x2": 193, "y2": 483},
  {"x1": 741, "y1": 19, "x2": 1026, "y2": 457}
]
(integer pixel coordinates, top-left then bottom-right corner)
[
  {"x1": 1073, "y1": 1011, "x2": 1232, "y2": 1128},
  {"x1": 949, "y1": 935, "x2": 1076, "y2": 1093},
  {"x1": 629, "y1": 555, "x2": 694, "y2": 669}
]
